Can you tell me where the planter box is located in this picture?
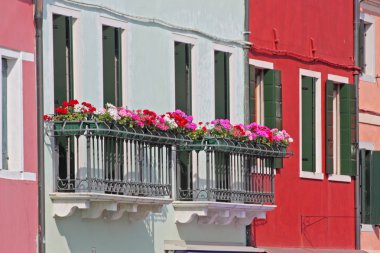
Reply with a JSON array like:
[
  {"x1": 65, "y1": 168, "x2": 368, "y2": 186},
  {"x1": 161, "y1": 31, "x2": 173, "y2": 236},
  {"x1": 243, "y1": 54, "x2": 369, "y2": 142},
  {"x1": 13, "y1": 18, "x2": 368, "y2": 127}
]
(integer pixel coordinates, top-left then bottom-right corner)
[{"x1": 54, "y1": 121, "x2": 85, "y2": 136}]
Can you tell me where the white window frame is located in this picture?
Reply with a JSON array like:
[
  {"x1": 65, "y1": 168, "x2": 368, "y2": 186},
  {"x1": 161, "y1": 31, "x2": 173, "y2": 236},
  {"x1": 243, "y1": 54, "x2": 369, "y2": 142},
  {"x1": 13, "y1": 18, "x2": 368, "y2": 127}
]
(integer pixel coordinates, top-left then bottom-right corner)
[
  {"x1": 0, "y1": 48, "x2": 35, "y2": 181},
  {"x1": 99, "y1": 16, "x2": 128, "y2": 105},
  {"x1": 46, "y1": 5, "x2": 81, "y2": 114},
  {"x1": 327, "y1": 74, "x2": 352, "y2": 183},
  {"x1": 212, "y1": 43, "x2": 236, "y2": 122},
  {"x1": 170, "y1": 33, "x2": 198, "y2": 119},
  {"x1": 248, "y1": 59, "x2": 274, "y2": 125},
  {"x1": 299, "y1": 69, "x2": 323, "y2": 180},
  {"x1": 360, "y1": 13, "x2": 376, "y2": 83}
]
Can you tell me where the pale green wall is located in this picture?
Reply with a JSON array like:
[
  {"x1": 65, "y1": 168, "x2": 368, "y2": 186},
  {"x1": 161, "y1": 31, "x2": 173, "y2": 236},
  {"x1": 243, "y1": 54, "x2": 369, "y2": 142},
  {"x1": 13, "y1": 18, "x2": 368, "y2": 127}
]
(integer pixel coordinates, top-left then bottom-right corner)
[{"x1": 43, "y1": 1, "x2": 246, "y2": 252}]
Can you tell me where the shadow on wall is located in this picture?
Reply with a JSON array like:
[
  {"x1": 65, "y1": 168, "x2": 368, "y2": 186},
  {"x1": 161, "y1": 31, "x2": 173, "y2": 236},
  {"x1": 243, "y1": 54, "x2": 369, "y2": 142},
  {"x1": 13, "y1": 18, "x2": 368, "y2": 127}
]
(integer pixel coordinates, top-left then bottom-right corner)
[
  {"x1": 17, "y1": 0, "x2": 33, "y2": 4},
  {"x1": 55, "y1": 206, "x2": 169, "y2": 253}
]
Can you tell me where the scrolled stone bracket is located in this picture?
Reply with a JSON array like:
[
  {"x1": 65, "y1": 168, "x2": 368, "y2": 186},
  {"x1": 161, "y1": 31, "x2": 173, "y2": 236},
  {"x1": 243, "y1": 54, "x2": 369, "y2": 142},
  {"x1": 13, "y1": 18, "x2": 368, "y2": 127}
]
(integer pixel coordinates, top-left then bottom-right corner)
[{"x1": 50, "y1": 192, "x2": 172, "y2": 221}]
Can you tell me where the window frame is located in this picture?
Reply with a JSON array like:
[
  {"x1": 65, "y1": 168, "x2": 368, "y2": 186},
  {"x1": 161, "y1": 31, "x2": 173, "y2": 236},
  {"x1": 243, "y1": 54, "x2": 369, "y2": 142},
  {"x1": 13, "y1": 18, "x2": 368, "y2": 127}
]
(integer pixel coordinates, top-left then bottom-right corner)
[
  {"x1": 212, "y1": 43, "x2": 236, "y2": 122},
  {"x1": 248, "y1": 59, "x2": 274, "y2": 125},
  {"x1": 359, "y1": 12, "x2": 376, "y2": 83},
  {"x1": 0, "y1": 48, "x2": 35, "y2": 180},
  {"x1": 327, "y1": 74, "x2": 352, "y2": 183},
  {"x1": 99, "y1": 17, "x2": 128, "y2": 106},
  {"x1": 299, "y1": 69, "x2": 323, "y2": 180}
]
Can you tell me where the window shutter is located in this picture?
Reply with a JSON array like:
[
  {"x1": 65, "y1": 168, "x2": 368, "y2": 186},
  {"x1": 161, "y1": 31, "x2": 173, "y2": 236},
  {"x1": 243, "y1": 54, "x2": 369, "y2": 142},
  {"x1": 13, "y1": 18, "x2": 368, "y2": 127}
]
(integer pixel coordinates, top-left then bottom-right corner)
[
  {"x1": 264, "y1": 69, "x2": 283, "y2": 168},
  {"x1": 248, "y1": 65, "x2": 256, "y2": 123},
  {"x1": 361, "y1": 149, "x2": 371, "y2": 224},
  {"x1": 116, "y1": 28, "x2": 123, "y2": 106},
  {"x1": 370, "y1": 151, "x2": 380, "y2": 224},
  {"x1": 325, "y1": 80, "x2": 334, "y2": 174},
  {"x1": 2, "y1": 59, "x2": 8, "y2": 170},
  {"x1": 340, "y1": 84, "x2": 356, "y2": 176},
  {"x1": 103, "y1": 26, "x2": 117, "y2": 105},
  {"x1": 359, "y1": 19, "x2": 365, "y2": 72},
  {"x1": 301, "y1": 76, "x2": 315, "y2": 172},
  {"x1": 67, "y1": 16, "x2": 74, "y2": 100}
]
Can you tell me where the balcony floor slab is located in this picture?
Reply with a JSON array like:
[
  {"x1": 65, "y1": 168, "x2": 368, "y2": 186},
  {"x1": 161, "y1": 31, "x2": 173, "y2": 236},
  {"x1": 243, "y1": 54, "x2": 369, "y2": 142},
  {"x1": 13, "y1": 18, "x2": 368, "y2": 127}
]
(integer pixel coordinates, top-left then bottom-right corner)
[
  {"x1": 173, "y1": 201, "x2": 276, "y2": 225},
  {"x1": 50, "y1": 192, "x2": 173, "y2": 221}
]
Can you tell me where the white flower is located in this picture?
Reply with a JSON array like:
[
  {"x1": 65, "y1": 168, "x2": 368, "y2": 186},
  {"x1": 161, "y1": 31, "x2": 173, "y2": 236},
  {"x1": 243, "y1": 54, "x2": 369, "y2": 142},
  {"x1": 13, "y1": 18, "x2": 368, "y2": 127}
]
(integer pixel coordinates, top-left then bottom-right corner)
[
  {"x1": 74, "y1": 104, "x2": 84, "y2": 113},
  {"x1": 164, "y1": 114, "x2": 177, "y2": 129}
]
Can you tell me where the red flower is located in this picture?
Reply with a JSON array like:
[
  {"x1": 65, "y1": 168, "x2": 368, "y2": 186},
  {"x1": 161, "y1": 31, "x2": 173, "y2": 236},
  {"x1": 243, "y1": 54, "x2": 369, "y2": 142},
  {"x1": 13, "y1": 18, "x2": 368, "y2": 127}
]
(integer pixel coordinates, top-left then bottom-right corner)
[
  {"x1": 56, "y1": 107, "x2": 68, "y2": 115},
  {"x1": 69, "y1": 100, "x2": 79, "y2": 107},
  {"x1": 43, "y1": 115, "x2": 52, "y2": 121},
  {"x1": 62, "y1": 101, "x2": 69, "y2": 107},
  {"x1": 198, "y1": 121, "x2": 203, "y2": 125},
  {"x1": 202, "y1": 126, "x2": 207, "y2": 131}
]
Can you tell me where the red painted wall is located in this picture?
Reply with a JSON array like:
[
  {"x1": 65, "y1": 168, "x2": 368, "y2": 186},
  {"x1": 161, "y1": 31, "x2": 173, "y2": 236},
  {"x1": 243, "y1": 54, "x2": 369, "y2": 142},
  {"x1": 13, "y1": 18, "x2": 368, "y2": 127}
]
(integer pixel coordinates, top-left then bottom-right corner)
[
  {"x1": 249, "y1": 0, "x2": 356, "y2": 249},
  {"x1": 0, "y1": 0, "x2": 37, "y2": 252}
]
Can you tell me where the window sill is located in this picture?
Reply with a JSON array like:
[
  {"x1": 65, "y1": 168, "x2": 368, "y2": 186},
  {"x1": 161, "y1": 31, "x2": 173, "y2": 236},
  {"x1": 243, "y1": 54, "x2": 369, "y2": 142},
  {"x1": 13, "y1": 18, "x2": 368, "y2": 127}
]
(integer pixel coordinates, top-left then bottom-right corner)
[
  {"x1": 0, "y1": 170, "x2": 36, "y2": 181},
  {"x1": 173, "y1": 201, "x2": 276, "y2": 225},
  {"x1": 328, "y1": 174, "x2": 352, "y2": 183},
  {"x1": 360, "y1": 74, "x2": 377, "y2": 83},
  {"x1": 300, "y1": 171, "x2": 324, "y2": 180}
]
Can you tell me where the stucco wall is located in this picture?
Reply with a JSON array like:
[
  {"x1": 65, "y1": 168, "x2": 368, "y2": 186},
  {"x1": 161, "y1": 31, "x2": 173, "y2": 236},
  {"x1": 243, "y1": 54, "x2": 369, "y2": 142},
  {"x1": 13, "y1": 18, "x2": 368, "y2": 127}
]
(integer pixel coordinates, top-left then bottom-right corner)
[
  {"x1": 0, "y1": 1, "x2": 38, "y2": 253},
  {"x1": 43, "y1": 1, "x2": 247, "y2": 252},
  {"x1": 249, "y1": 0, "x2": 356, "y2": 249}
]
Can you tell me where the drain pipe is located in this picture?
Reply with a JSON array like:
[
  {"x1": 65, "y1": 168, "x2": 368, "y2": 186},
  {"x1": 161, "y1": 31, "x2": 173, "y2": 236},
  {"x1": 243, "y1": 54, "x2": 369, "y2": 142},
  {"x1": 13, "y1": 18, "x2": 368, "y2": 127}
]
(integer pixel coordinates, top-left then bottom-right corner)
[
  {"x1": 243, "y1": 0, "x2": 250, "y2": 125},
  {"x1": 354, "y1": 0, "x2": 361, "y2": 250},
  {"x1": 34, "y1": 0, "x2": 45, "y2": 252}
]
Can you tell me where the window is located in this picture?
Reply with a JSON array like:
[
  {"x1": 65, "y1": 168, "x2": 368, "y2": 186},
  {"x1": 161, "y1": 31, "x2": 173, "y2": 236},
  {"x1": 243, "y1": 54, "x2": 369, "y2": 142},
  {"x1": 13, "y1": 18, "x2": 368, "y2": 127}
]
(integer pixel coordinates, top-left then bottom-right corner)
[
  {"x1": 214, "y1": 51, "x2": 230, "y2": 119},
  {"x1": 249, "y1": 63, "x2": 283, "y2": 168},
  {"x1": 299, "y1": 69, "x2": 322, "y2": 180},
  {"x1": 175, "y1": 42, "x2": 192, "y2": 115},
  {"x1": 53, "y1": 14, "x2": 74, "y2": 107},
  {"x1": 360, "y1": 149, "x2": 380, "y2": 224},
  {"x1": 326, "y1": 79, "x2": 356, "y2": 179},
  {"x1": 359, "y1": 14, "x2": 376, "y2": 82},
  {"x1": 53, "y1": 14, "x2": 75, "y2": 186},
  {"x1": 301, "y1": 76, "x2": 316, "y2": 173},
  {"x1": 175, "y1": 41, "x2": 193, "y2": 199},
  {"x1": 102, "y1": 25, "x2": 123, "y2": 106}
]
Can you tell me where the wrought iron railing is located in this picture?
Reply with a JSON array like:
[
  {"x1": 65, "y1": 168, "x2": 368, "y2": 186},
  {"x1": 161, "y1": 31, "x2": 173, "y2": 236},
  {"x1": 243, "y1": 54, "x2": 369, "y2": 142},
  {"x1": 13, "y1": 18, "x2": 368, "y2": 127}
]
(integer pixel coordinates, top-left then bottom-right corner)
[
  {"x1": 46, "y1": 121, "x2": 291, "y2": 204},
  {"x1": 176, "y1": 138, "x2": 291, "y2": 204},
  {"x1": 46, "y1": 121, "x2": 190, "y2": 197}
]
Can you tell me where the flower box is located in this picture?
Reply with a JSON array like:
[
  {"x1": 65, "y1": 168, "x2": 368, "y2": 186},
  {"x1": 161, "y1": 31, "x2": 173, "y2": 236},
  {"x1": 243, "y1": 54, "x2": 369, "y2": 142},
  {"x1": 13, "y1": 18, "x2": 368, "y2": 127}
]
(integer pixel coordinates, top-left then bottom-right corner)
[{"x1": 54, "y1": 121, "x2": 85, "y2": 136}]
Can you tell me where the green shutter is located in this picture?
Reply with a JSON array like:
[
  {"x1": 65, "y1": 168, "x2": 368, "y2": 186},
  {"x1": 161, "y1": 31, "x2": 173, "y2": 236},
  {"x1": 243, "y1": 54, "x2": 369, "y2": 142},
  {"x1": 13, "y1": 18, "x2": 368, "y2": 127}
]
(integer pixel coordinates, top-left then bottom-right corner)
[
  {"x1": 215, "y1": 51, "x2": 230, "y2": 119},
  {"x1": 361, "y1": 149, "x2": 370, "y2": 223},
  {"x1": 175, "y1": 42, "x2": 192, "y2": 114},
  {"x1": 264, "y1": 69, "x2": 282, "y2": 168},
  {"x1": 325, "y1": 80, "x2": 334, "y2": 174},
  {"x1": 370, "y1": 151, "x2": 380, "y2": 224},
  {"x1": 116, "y1": 28, "x2": 123, "y2": 106},
  {"x1": 67, "y1": 16, "x2": 74, "y2": 100},
  {"x1": 103, "y1": 26, "x2": 116, "y2": 105},
  {"x1": 340, "y1": 84, "x2": 356, "y2": 176},
  {"x1": 248, "y1": 65, "x2": 256, "y2": 123},
  {"x1": 301, "y1": 76, "x2": 315, "y2": 172},
  {"x1": 264, "y1": 69, "x2": 282, "y2": 129}
]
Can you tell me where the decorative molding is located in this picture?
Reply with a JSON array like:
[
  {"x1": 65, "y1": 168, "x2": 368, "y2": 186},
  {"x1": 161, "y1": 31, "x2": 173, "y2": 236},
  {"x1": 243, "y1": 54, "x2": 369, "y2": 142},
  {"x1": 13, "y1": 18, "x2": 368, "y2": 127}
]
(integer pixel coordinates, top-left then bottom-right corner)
[
  {"x1": 164, "y1": 240, "x2": 265, "y2": 252},
  {"x1": 50, "y1": 192, "x2": 172, "y2": 221},
  {"x1": 173, "y1": 201, "x2": 275, "y2": 225},
  {"x1": 0, "y1": 170, "x2": 36, "y2": 181},
  {"x1": 359, "y1": 112, "x2": 380, "y2": 126},
  {"x1": 327, "y1": 74, "x2": 349, "y2": 84},
  {"x1": 249, "y1": 59, "x2": 274, "y2": 70}
]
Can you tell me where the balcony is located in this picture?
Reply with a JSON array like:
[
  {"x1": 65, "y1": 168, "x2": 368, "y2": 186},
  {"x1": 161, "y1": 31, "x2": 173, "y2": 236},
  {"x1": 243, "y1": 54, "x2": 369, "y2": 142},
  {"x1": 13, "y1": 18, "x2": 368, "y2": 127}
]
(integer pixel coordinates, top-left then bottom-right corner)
[{"x1": 46, "y1": 121, "x2": 290, "y2": 223}]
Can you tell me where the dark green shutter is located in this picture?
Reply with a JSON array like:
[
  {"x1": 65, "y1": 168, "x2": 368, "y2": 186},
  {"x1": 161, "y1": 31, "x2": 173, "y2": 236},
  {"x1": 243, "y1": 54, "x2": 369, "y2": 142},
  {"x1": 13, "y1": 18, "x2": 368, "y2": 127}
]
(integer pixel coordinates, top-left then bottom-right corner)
[
  {"x1": 361, "y1": 149, "x2": 370, "y2": 223},
  {"x1": 301, "y1": 76, "x2": 315, "y2": 172},
  {"x1": 175, "y1": 42, "x2": 192, "y2": 114},
  {"x1": 53, "y1": 15, "x2": 74, "y2": 106},
  {"x1": 215, "y1": 51, "x2": 230, "y2": 119},
  {"x1": 248, "y1": 65, "x2": 256, "y2": 123},
  {"x1": 340, "y1": 84, "x2": 356, "y2": 176},
  {"x1": 264, "y1": 69, "x2": 282, "y2": 168},
  {"x1": 359, "y1": 19, "x2": 365, "y2": 72},
  {"x1": 103, "y1": 26, "x2": 116, "y2": 105},
  {"x1": 116, "y1": 28, "x2": 122, "y2": 106},
  {"x1": 370, "y1": 151, "x2": 380, "y2": 224},
  {"x1": 325, "y1": 80, "x2": 334, "y2": 174},
  {"x1": 264, "y1": 70, "x2": 282, "y2": 129}
]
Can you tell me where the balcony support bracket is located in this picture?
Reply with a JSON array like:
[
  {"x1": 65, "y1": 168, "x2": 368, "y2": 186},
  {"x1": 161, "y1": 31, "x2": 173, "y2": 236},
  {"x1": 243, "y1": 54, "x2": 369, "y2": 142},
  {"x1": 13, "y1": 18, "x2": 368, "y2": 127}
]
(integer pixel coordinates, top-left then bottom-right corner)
[
  {"x1": 50, "y1": 192, "x2": 172, "y2": 221},
  {"x1": 173, "y1": 201, "x2": 276, "y2": 226}
]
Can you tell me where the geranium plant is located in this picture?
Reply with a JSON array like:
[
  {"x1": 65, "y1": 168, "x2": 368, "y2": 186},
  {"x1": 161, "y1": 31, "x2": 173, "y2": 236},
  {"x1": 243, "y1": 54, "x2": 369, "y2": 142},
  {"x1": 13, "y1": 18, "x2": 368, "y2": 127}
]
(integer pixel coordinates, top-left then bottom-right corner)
[{"x1": 44, "y1": 100, "x2": 96, "y2": 121}]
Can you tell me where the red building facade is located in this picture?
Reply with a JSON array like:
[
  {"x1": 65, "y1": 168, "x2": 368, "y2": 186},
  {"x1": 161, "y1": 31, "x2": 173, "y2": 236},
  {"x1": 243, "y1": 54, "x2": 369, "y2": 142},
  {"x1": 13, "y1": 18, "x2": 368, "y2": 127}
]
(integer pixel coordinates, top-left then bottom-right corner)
[
  {"x1": 249, "y1": 0, "x2": 357, "y2": 249},
  {"x1": 0, "y1": 0, "x2": 37, "y2": 252}
]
